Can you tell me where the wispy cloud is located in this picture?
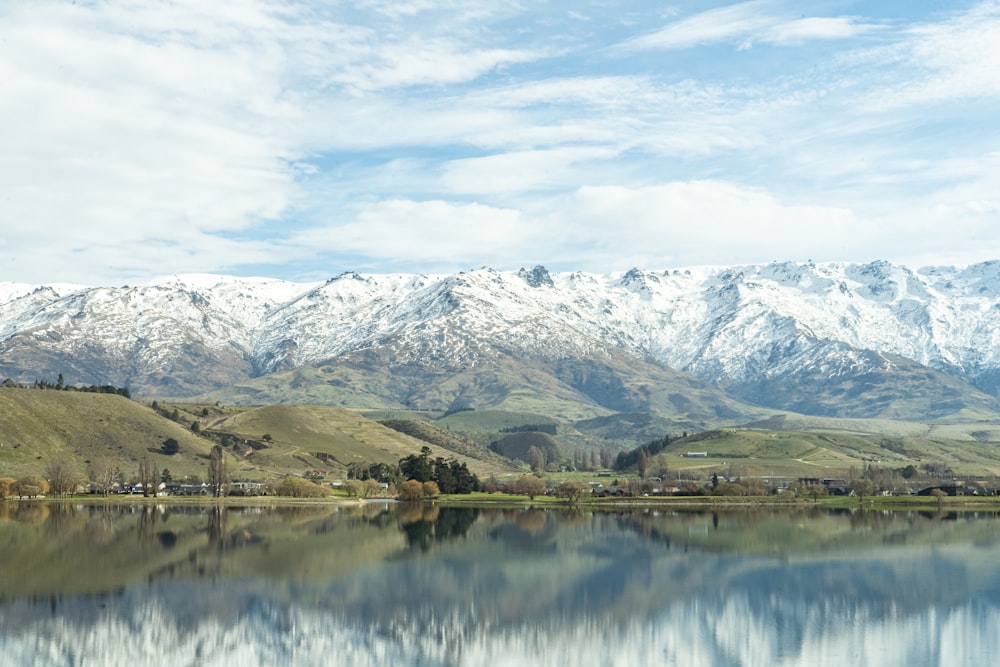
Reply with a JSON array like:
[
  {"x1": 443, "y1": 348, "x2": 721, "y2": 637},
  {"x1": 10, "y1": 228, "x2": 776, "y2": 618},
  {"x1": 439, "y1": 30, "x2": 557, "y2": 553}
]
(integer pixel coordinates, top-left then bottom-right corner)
[
  {"x1": 1, "y1": 0, "x2": 999, "y2": 284},
  {"x1": 620, "y1": 1, "x2": 878, "y2": 51}
]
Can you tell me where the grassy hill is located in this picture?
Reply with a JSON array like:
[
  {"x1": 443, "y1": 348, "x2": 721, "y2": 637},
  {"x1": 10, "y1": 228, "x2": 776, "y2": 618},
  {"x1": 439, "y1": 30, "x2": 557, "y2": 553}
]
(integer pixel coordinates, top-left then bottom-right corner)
[
  {"x1": 489, "y1": 432, "x2": 565, "y2": 466},
  {"x1": 6, "y1": 386, "x2": 1000, "y2": 487},
  {"x1": 650, "y1": 418, "x2": 1000, "y2": 478},
  {"x1": 0, "y1": 388, "x2": 219, "y2": 480},
  {"x1": 378, "y1": 418, "x2": 516, "y2": 469},
  {"x1": 0, "y1": 390, "x2": 511, "y2": 483},
  {"x1": 203, "y1": 404, "x2": 511, "y2": 478},
  {"x1": 193, "y1": 346, "x2": 768, "y2": 425}
]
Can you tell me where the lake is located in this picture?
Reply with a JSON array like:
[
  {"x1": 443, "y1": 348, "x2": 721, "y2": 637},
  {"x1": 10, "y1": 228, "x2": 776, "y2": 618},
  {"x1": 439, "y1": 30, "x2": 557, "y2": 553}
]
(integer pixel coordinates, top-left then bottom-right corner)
[{"x1": 2, "y1": 501, "x2": 1000, "y2": 666}]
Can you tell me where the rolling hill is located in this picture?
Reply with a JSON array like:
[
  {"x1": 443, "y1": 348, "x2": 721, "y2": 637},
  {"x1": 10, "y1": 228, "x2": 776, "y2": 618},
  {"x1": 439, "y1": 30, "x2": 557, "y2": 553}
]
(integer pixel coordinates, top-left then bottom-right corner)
[{"x1": 0, "y1": 389, "x2": 514, "y2": 482}]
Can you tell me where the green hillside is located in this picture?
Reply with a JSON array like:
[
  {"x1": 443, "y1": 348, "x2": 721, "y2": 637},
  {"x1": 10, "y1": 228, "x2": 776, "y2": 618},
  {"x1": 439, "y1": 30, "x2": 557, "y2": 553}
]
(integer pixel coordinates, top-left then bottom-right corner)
[
  {"x1": 647, "y1": 421, "x2": 1000, "y2": 478},
  {"x1": 5, "y1": 385, "x2": 1000, "y2": 488},
  {"x1": 204, "y1": 404, "x2": 510, "y2": 477},
  {"x1": 0, "y1": 390, "x2": 511, "y2": 484},
  {"x1": 0, "y1": 388, "x2": 220, "y2": 480},
  {"x1": 490, "y1": 431, "x2": 565, "y2": 465},
  {"x1": 378, "y1": 418, "x2": 516, "y2": 469},
  {"x1": 193, "y1": 346, "x2": 767, "y2": 425}
]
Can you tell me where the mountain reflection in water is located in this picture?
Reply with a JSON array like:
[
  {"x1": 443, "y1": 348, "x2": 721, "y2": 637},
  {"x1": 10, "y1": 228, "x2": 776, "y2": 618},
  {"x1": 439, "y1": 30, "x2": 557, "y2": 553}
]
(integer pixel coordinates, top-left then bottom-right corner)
[{"x1": 1, "y1": 503, "x2": 999, "y2": 666}]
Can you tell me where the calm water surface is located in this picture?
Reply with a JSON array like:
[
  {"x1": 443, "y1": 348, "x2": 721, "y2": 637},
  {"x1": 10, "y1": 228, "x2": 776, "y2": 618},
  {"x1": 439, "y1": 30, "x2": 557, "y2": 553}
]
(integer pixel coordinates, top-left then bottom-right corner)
[{"x1": 2, "y1": 501, "x2": 1000, "y2": 666}]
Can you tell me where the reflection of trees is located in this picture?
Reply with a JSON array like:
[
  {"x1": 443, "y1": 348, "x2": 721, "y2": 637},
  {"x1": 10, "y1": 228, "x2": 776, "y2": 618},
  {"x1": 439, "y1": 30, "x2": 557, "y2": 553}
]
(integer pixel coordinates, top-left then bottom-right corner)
[
  {"x1": 514, "y1": 509, "x2": 548, "y2": 535},
  {"x1": 397, "y1": 506, "x2": 480, "y2": 551},
  {"x1": 43, "y1": 503, "x2": 82, "y2": 537},
  {"x1": 138, "y1": 506, "x2": 159, "y2": 545},
  {"x1": 11, "y1": 502, "x2": 50, "y2": 524},
  {"x1": 273, "y1": 506, "x2": 335, "y2": 524},
  {"x1": 207, "y1": 506, "x2": 227, "y2": 550}
]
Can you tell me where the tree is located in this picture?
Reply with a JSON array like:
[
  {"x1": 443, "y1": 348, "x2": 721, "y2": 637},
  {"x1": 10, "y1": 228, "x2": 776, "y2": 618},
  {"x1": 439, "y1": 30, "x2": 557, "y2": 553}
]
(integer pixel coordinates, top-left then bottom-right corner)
[
  {"x1": 712, "y1": 481, "x2": 746, "y2": 496},
  {"x1": 271, "y1": 476, "x2": 330, "y2": 498},
  {"x1": 138, "y1": 455, "x2": 158, "y2": 497},
  {"x1": 191, "y1": 420, "x2": 201, "y2": 433},
  {"x1": 636, "y1": 448, "x2": 650, "y2": 479},
  {"x1": 89, "y1": 456, "x2": 119, "y2": 495},
  {"x1": 161, "y1": 468, "x2": 173, "y2": 483},
  {"x1": 399, "y1": 446, "x2": 433, "y2": 482},
  {"x1": 433, "y1": 457, "x2": 456, "y2": 492},
  {"x1": 930, "y1": 488, "x2": 948, "y2": 509},
  {"x1": 0, "y1": 477, "x2": 14, "y2": 500},
  {"x1": 851, "y1": 479, "x2": 875, "y2": 503},
  {"x1": 600, "y1": 447, "x2": 614, "y2": 469},
  {"x1": 422, "y1": 481, "x2": 441, "y2": 498},
  {"x1": 527, "y1": 445, "x2": 546, "y2": 472},
  {"x1": 514, "y1": 475, "x2": 546, "y2": 500},
  {"x1": 805, "y1": 484, "x2": 828, "y2": 503},
  {"x1": 14, "y1": 475, "x2": 49, "y2": 498},
  {"x1": 554, "y1": 480, "x2": 589, "y2": 503},
  {"x1": 344, "y1": 480, "x2": 366, "y2": 498},
  {"x1": 161, "y1": 438, "x2": 180, "y2": 455},
  {"x1": 45, "y1": 459, "x2": 80, "y2": 495},
  {"x1": 397, "y1": 479, "x2": 425, "y2": 501},
  {"x1": 363, "y1": 478, "x2": 382, "y2": 498},
  {"x1": 208, "y1": 445, "x2": 228, "y2": 497}
]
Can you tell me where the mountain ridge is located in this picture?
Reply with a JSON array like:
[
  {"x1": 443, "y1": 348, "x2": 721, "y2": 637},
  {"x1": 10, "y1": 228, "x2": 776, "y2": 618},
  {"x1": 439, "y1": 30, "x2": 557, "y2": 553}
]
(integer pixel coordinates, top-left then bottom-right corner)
[{"x1": 2, "y1": 260, "x2": 999, "y2": 420}]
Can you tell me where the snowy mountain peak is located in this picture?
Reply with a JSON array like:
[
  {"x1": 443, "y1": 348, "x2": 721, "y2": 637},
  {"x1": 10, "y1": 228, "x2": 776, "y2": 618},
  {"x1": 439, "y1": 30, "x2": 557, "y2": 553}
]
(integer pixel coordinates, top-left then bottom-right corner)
[{"x1": 1, "y1": 260, "x2": 999, "y2": 418}]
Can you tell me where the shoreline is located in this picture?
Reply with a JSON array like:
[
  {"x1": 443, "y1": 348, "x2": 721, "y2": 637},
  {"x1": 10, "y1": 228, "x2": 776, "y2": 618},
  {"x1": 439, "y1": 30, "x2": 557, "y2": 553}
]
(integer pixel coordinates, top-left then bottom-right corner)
[{"x1": 7, "y1": 492, "x2": 1000, "y2": 513}]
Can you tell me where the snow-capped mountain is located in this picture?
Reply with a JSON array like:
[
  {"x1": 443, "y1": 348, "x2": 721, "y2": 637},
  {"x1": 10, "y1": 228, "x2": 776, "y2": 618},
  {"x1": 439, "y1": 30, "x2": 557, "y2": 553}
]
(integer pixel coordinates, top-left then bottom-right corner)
[{"x1": 1, "y1": 260, "x2": 998, "y2": 419}]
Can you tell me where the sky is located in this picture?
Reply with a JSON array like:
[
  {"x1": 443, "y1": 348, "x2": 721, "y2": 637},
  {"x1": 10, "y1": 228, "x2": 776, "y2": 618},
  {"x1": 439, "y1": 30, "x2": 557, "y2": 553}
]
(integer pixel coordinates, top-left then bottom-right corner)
[{"x1": 2, "y1": 0, "x2": 1000, "y2": 285}]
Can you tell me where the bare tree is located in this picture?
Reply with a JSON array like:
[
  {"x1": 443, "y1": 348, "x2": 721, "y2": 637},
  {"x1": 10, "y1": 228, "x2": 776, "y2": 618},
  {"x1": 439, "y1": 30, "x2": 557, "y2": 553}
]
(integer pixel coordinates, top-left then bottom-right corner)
[
  {"x1": 138, "y1": 455, "x2": 159, "y2": 497},
  {"x1": 45, "y1": 459, "x2": 80, "y2": 495},
  {"x1": 514, "y1": 475, "x2": 546, "y2": 500},
  {"x1": 208, "y1": 445, "x2": 228, "y2": 497},
  {"x1": 527, "y1": 445, "x2": 546, "y2": 472},
  {"x1": 554, "y1": 480, "x2": 589, "y2": 503},
  {"x1": 89, "y1": 456, "x2": 120, "y2": 495},
  {"x1": 636, "y1": 449, "x2": 650, "y2": 479}
]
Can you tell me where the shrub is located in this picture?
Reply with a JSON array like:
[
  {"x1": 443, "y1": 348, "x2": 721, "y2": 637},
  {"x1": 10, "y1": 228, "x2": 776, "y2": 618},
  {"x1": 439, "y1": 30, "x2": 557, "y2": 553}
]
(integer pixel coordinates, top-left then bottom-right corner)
[
  {"x1": 554, "y1": 480, "x2": 589, "y2": 502},
  {"x1": 272, "y1": 476, "x2": 330, "y2": 498},
  {"x1": 14, "y1": 475, "x2": 50, "y2": 498},
  {"x1": 514, "y1": 475, "x2": 546, "y2": 500},
  {"x1": 397, "y1": 479, "x2": 425, "y2": 501}
]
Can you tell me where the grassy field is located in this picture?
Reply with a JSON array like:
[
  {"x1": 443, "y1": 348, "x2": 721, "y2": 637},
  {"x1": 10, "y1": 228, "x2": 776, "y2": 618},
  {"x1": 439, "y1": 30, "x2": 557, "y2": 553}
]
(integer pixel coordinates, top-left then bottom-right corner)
[
  {"x1": 0, "y1": 390, "x2": 514, "y2": 483},
  {"x1": 5, "y1": 385, "x2": 1000, "y2": 489},
  {"x1": 0, "y1": 388, "x2": 221, "y2": 479},
  {"x1": 206, "y1": 404, "x2": 513, "y2": 477}
]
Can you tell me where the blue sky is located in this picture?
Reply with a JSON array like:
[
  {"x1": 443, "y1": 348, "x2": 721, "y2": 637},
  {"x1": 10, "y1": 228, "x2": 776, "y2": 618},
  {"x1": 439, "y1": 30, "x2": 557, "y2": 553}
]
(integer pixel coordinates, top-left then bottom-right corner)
[{"x1": 2, "y1": 0, "x2": 999, "y2": 284}]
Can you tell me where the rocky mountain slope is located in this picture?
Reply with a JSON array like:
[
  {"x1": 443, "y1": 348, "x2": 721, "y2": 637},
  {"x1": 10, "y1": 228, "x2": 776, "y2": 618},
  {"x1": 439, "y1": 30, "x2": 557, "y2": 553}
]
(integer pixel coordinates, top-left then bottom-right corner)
[{"x1": 2, "y1": 261, "x2": 999, "y2": 419}]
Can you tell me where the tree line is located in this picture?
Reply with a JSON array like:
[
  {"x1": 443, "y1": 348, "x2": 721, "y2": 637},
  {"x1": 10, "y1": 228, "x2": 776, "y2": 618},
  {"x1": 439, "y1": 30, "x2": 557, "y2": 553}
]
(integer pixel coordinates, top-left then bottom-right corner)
[
  {"x1": 346, "y1": 446, "x2": 483, "y2": 500},
  {"x1": 2, "y1": 373, "x2": 131, "y2": 398}
]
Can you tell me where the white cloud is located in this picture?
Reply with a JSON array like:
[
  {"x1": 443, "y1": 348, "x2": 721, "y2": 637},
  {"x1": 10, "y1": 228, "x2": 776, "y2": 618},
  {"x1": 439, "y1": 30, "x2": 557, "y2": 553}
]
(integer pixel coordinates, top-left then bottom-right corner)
[
  {"x1": 621, "y1": 1, "x2": 776, "y2": 51},
  {"x1": 761, "y1": 17, "x2": 878, "y2": 46},
  {"x1": 440, "y1": 147, "x2": 620, "y2": 194},
  {"x1": 292, "y1": 200, "x2": 540, "y2": 267},
  {"x1": 880, "y1": 1, "x2": 1000, "y2": 106},
  {"x1": 330, "y1": 39, "x2": 541, "y2": 91},
  {"x1": 2, "y1": 0, "x2": 999, "y2": 284},
  {"x1": 552, "y1": 181, "x2": 867, "y2": 266},
  {"x1": 621, "y1": 2, "x2": 877, "y2": 51}
]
